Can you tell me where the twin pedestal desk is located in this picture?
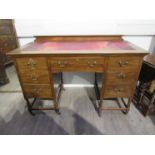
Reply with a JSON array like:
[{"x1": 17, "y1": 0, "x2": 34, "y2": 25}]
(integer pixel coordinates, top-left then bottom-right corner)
[{"x1": 8, "y1": 36, "x2": 148, "y2": 116}]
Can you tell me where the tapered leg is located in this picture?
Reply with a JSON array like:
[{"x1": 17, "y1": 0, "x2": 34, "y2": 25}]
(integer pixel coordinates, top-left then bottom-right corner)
[
  {"x1": 124, "y1": 98, "x2": 132, "y2": 114},
  {"x1": 60, "y1": 72, "x2": 65, "y2": 91},
  {"x1": 98, "y1": 100, "x2": 103, "y2": 117},
  {"x1": 55, "y1": 108, "x2": 61, "y2": 115},
  {"x1": 24, "y1": 96, "x2": 35, "y2": 116}
]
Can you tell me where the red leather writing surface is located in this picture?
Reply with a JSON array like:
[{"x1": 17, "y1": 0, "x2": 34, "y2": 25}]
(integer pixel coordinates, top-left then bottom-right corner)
[{"x1": 24, "y1": 41, "x2": 134, "y2": 51}]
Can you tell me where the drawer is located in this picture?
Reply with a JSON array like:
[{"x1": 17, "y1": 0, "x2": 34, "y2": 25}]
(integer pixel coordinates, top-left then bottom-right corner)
[
  {"x1": 23, "y1": 84, "x2": 53, "y2": 98},
  {"x1": 104, "y1": 84, "x2": 133, "y2": 98},
  {"x1": 19, "y1": 70, "x2": 50, "y2": 84},
  {"x1": 108, "y1": 56, "x2": 140, "y2": 72},
  {"x1": 105, "y1": 71, "x2": 137, "y2": 85},
  {"x1": 49, "y1": 56, "x2": 105, "y2": 73},
  {"x1": 16, "y1": 57, "x2": 48, "y2": 72}
]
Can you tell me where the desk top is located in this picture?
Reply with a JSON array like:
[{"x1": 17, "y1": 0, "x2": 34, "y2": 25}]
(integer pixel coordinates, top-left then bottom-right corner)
[{"x1": 8, "y1": 40, "x2": 148, "y2": 56}]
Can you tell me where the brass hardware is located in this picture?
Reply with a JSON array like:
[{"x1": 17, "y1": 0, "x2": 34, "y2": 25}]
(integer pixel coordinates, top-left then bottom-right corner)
[
  {"x1": 124, "y1": 61, "x2": 128, "y2": 65},
  {"x1": 88, "y1": 60, "x2": 96, "y2": 67},
  {"x1": 118, "y1": 60, "x2": 129, "y2": 67},
  {"x1": 89, "y1": 64, "x2": 94, "y2": 67},
  {"x1": 27, "y1": 58, "x2": 37, "y2": 68},
  {"x1": 33, "y1": 88, "x2": 41, "y2": 94},
  {"x1": 93, "y1": 61, "x2": 97, "y2": 64},
  {"x1": 116, "y1": 72, "x2": 126, "y2": 79},
  {"x1": 30, "y1": 76, "x2": 38, "y2": 81},
  {"x1": 57, "y1": 61, "x2": 66, "y2": 67},
  {"x1": 30, "y1": 73, "x2": 39, "y2": 81}
]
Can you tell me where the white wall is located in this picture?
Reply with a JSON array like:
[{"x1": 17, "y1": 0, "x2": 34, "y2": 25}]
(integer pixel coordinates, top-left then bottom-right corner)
[{"x1": 15, "y1": 20, "x2": 155, "y2": 86}]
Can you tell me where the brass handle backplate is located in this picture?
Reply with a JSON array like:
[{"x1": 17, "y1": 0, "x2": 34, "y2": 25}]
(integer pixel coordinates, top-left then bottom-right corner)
[
  {"x1": 116, "y1": 72, "x2": 126, "y2": 79},
  {"x1": 118, "y1": 60, "x2": 129, "y2": 67},
  {"x1": 27, "y1": 58, "x2": 37, "y2": 69},
  {"x1": 33, "y1": 88, "x2": 41, "y2": 94},
  {"x1": 57, "y1": 60, "x2": 68, "y2": 67},
  {"x1": 88, "y1": 60, "x2": 97, "y2": 67}
]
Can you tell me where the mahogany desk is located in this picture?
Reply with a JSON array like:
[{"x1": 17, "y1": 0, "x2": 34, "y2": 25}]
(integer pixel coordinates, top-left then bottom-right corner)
[{"x1": 8, "y1": 36, "x2": 148, "y2": 116}]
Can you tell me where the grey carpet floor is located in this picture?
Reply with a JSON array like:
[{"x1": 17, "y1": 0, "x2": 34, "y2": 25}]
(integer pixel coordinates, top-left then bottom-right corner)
[{"x1": 0, "y1": 87, "x2": 155, "y2": 135}]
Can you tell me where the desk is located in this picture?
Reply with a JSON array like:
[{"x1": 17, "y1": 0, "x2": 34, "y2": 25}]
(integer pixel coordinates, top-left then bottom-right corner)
[{"x1": 8, "y1": 36, "x2": 148, "y2": 116}]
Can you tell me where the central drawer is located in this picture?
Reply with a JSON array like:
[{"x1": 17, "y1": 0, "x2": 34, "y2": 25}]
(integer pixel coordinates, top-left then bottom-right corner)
[{"x1": 49, "y1": 56, "x2": 105, "y2": 73}]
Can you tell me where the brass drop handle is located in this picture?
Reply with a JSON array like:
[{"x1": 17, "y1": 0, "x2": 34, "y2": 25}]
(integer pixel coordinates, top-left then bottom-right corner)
[
  {"x1": 33, "y1": 88, "x2": 41, "y2": 94},
  {"x1": 30, "y1": 74, "x2": 39, "y2": 80},
  {"x1": 117, "y1": 72, "x2": 126, "y2": 79},
  {"x1": 88, "y1": 60, "x2": 97, "y2": 67},
  {"x1": 124, "y1": 61, "x2": 128, "y2": 65},
  {"x1": 57, "y1": 60, "x2": 68, "y2": 67},
  {"x1": 118, "y1": 60, "x2": 129, "y2": 67},
  {"x1": 93, "y1": 61, "x2": 97, "y2": 64},
  {"x1": 27, "y1": 58, "x2": 37, "y2": 66}
]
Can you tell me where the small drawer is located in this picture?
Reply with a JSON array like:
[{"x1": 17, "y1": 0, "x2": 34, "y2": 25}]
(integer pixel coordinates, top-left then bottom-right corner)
[
  {"x1": 105, "y1": 71, "x2": 137, "y2": 85},
  {"x1": 20, "y1": 70, "x2": 50, "y2": 84},
  {"x1": 16, "y1": 57, "x2": 48, "y2": 72},
  {"x1": 108, "y1": 56, "x2": 140, "y2": 72},
  {"x1": 104, "y1": 84, "x2": 133, "y2": 98},
  {"x1": 49, "y1": 56, "x2": 105, "y2": 73},
  {"x1": 23, "y1": 84, "x2": 53, "y2": 98}
]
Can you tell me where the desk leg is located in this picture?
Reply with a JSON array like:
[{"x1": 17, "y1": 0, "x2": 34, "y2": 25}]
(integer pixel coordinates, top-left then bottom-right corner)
[
  {"x1": 24, "y1": 95, "x2": 35, "y2": 116},
  {"x1": 61, "y1": 72, "x2": 65, "y2": 91},
  {"x1": 121, "y1": 97, "x2": 132, "y2": 114},
  {"x1": 99, "y1": 100, "x2": 103, "y2": 117}
]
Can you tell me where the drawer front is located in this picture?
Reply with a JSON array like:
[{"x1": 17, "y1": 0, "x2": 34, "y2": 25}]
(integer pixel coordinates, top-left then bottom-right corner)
[
  {"x1": 104, "y1": 84, "x2": 133, "y2": 98},
  {"x1": 105, "y1": 71, "x2": 137, "y2": 85},
  {"x1": 16, "y1": 57, "x2": 50, "y2": 84},
  {"x1": 49, "y1": 56, "x2": 105, "y2": 72},
  {"x1": 16, "y1": 57, "x2": 48, "y2": 71},
  {"x1": 19, "y1": 70, "x2": 50, "y2": 84},
  {"x1": 108, "y1": 56, "x2": 140, "y2": 72},
  {"x1": 23, "y1": 84, "x2": 53, "y2": 98}
]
